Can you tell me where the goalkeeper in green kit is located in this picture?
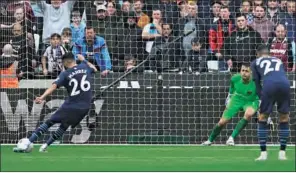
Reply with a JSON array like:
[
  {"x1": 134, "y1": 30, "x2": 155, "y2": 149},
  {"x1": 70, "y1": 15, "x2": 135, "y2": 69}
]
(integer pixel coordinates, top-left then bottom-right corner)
[{"x1": 202, "y1": 63, "x2": 259, "y2": 146}]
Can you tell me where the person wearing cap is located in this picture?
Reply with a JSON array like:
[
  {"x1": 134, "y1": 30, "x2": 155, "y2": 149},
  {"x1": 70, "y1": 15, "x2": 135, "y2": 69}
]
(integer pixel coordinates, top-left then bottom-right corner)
[{"x1": 92, "y1": 4, "x2": 120, "y2": 59}]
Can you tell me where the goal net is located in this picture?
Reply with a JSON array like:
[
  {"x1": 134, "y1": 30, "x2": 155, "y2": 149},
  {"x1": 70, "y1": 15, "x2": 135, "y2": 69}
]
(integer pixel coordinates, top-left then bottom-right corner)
[{"x1": 0, "y1": 0, "x2": 295, "y2": 145}]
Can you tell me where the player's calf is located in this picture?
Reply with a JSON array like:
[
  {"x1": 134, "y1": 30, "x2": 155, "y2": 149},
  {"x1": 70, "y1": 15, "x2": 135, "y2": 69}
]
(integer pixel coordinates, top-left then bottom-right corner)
[
  {"x1": 28, "y1": 120, "x2": 54, "y2": 143},
  {"x1": 278, "y1": 114, "x2": 289, "y2": 157},
  {"x1": 45, "y1": 123, "x2": 69, "y2": 147},
  {"x1": 202, "y1": 118, "x2": 229, "y2": 145},
  {"x1": 229, "y1": 108, "x2": 256, "y2": 144},
  {"x1": 218, "y1": 118, "x2": 229, "y2": 126},
  {"x1": 256, "y1": 114, "x2": 269, "y2": 160}
]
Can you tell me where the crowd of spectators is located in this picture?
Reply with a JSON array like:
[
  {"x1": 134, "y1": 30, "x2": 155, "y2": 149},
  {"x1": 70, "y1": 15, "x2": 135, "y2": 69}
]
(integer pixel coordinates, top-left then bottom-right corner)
[{"x1": 0, "y1": 0, "x2": 295, "y2": 87}]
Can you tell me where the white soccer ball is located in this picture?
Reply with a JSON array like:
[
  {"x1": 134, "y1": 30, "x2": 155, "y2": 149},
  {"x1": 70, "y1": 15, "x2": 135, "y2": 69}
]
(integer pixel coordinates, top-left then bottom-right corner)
[{"x1": 17, "y1": 138, "x2": 33, "y2": 153}]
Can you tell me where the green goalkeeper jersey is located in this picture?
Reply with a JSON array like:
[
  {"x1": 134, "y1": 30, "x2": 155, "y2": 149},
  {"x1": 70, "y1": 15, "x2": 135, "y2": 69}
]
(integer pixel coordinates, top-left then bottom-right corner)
[{"x1": 229, "y1": 74, "x2": 259, "y2": 102}]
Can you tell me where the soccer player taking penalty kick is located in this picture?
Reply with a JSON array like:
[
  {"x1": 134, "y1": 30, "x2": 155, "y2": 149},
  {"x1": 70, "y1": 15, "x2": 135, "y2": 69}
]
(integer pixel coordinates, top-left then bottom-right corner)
[
  {"x1": 251, "y1": 45, "x2": 291, "y2": 161},
  {"x1": 13, "y1": 52, "x2": 97, "y2": 152},
  {"x1": 202, "y1": 63, "x2": 259, "y2": 146}
]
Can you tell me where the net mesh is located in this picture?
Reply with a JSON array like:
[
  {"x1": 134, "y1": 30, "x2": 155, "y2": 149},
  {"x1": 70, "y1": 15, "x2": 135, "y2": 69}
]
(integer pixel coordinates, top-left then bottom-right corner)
[{"x1": 0, "y1": 0, "x2": 295, "y2": 145}]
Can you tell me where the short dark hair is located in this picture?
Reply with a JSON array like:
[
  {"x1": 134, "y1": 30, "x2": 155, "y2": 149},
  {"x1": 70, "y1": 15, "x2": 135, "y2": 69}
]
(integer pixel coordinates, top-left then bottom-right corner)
[
  {"x1": 254, "y1": 5, "x2": 267, "y2": 11},
  {"x1": 62, "y1": 27, "x2": 72, "y2": 37},
  {"x1": 241, "y1": 62, "x2": 250, "y2": 68},
  {"x1": 211, "y1": 0, "x2": 222, "y2": 6},
  {"x1": 236, "y1": 12, "x2": 247, "y2": 19},
  {"x1": 162, "y1": 22, "x2": 172, "y2": 29},
  {"x1": 124, "y1": 54, "x2": 136, "y2": 62},
  {"x1": 256, "y1": 44, "x2": 270, "y2": 54},
  {"x1": 220, "y1": 5, "x2": 229, "y2": 10},
  {"x1": 50, "y1": 33, "x2": 61, "y2": 39},
  {"x1": 191, "y1": 37, "x2": 201, "y2": 45},
  {"x1": 71, "y1": 10, "x2": 81, "y2": 17},
  {"x1": 62, "y1": 52, "x2": 75, "y2": 62},
  {"x1": 85, "y1": 26, "x2": 94, "y2": 31}
]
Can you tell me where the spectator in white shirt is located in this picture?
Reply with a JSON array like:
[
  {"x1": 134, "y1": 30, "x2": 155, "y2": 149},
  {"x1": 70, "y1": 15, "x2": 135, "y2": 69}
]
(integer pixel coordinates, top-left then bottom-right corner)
[
  {"x1": 34, "y1": 0, "x2": 76, "y2": 45},
  {"x1": 142, "y1": 9, "x2": 162, "y2": 53}
]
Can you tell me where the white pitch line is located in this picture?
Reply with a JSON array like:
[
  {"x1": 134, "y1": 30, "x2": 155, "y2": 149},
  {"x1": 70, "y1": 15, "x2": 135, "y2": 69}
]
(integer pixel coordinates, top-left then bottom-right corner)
[
  {"x1": 143, "y1": 148, "x2": 295, "y2": 151},
  {"x1": 9, "y1": 156, "x2": 294, "y2": 163},
  {"x1": 15, "y1": 156, "x2": 261, "y2": 161},
  {"x1": 1, "y1": 144, "x2": 295, "y2": 147}
]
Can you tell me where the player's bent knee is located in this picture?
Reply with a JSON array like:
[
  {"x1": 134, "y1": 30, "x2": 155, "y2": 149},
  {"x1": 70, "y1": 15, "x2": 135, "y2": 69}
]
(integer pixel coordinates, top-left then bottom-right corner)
[
  {"x1": 244, "y1": 109, "x2": 255, "y2": 120},
  {"x1": 245, "y1": 108, "x2": 255, "y2": 115},
  {"x1": 244, "y1": 114, "x2": 252, "y2": 121},
  {"x1": 218, "y1": 118, "x2": 229, "y2": 126}
]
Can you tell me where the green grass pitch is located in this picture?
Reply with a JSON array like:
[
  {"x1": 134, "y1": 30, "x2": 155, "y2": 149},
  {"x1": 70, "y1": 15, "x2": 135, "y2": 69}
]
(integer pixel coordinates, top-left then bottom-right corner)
[{"x1": 1, "y1": 145, "x2": 295, "y2": 171}]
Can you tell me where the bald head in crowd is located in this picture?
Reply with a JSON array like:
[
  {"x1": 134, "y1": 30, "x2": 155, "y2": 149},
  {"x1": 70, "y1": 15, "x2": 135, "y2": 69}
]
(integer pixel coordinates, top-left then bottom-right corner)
[{"x1": 2, "y1": 44, "x2": 14, "y2": 56}]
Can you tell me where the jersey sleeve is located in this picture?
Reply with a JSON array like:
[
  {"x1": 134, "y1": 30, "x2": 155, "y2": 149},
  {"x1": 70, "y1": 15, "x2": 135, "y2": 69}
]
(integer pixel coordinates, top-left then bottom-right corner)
[
  {"x1": 81, "y1": 60, "x2": 95, "y2": 74},
  {"x1": 53, "y1": 72, "x2": 67, "y2": 88},
  {"x1": 229, "y1": 76, "x2": 235, "y2": 95},
  {"x1": 229, "y1": 74, "x2": 241, "y2": 95},
  {"x1": 251, "y1": 61, "x2": 262, "y2": 98},
  {"x1": 43, "y1": 47, "x2": 50, "y2": 57}
]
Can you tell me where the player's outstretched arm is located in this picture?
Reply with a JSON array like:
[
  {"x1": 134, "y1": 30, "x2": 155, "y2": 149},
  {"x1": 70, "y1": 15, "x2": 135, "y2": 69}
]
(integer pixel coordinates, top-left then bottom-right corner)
[{"x1": 35, "y1": 84, "x2": 58, "y2": 104}]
